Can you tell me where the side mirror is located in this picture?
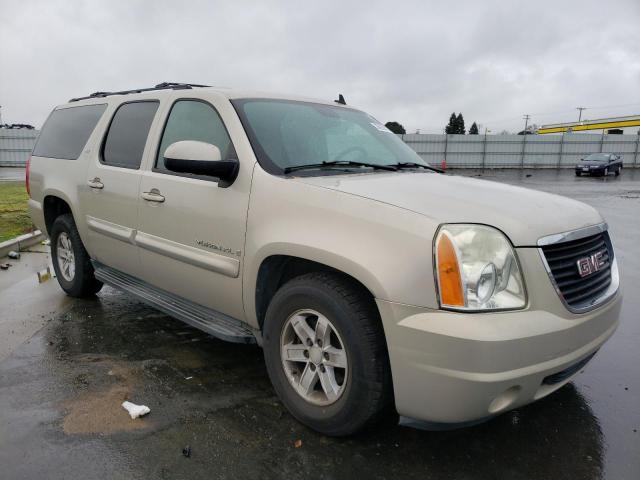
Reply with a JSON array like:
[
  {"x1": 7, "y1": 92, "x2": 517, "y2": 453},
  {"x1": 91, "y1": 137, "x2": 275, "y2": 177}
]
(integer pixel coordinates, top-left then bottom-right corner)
[{"x1": 164, "y1": 140, "x2": 239, "y2": 187}]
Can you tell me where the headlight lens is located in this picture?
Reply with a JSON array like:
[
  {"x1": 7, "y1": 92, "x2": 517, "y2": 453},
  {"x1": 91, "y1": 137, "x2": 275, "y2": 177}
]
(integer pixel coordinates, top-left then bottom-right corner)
[{"x1": 434, "y1": 224, "x2": 526, "y2": 311}]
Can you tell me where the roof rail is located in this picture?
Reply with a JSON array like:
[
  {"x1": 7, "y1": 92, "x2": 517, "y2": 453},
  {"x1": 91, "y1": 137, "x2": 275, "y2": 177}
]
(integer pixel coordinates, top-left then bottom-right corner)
[{"x1": 69, "y1": 82, "x2": 210, "y2": 102}]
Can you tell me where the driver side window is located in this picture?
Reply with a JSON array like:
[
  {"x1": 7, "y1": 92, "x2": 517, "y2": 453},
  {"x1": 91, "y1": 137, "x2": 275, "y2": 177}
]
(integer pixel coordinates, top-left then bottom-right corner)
[{"x1": 155, "y1": 100, "x2": 235, "y2": 173}]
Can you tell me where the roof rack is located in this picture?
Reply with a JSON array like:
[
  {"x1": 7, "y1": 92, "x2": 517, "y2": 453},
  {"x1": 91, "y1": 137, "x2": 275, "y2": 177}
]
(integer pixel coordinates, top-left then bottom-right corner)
[{"x1": 69, "y1": 82, "x2": 210, "y2": 102}]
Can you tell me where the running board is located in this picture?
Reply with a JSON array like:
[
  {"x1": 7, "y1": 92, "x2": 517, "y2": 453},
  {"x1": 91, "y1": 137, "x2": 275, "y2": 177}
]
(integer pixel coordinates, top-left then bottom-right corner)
[{"x1": 92, "y1": 261, "x2": 257, "y2": 344}]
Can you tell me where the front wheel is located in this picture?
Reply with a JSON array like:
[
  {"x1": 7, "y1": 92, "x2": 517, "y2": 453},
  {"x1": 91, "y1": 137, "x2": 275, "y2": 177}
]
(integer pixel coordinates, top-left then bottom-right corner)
[
  {"x1": 604, "y1": 167, "x2": 609, "y2": 176},
  {"x1": 263, "y1": 272, "x2": 393, "y2": 436},
  {"x1": 575, "y1": 171, "x2": 582, "y2": 177},
  {"x1": 50, "y1": 214, "x2": 103, "y2": 297}
]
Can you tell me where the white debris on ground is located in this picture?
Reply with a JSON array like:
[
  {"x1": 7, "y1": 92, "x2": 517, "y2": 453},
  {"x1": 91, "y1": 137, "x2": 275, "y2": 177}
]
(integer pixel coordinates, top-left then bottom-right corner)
[{"x1": 121, "y1": 401, "x2": 150, "y2": 419}]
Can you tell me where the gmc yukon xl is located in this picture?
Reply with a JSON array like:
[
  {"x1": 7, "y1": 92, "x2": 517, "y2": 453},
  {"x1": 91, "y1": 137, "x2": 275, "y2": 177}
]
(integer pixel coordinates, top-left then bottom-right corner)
[{"x1": 27, "y1": 83, "x2": 621, "y2": 435}]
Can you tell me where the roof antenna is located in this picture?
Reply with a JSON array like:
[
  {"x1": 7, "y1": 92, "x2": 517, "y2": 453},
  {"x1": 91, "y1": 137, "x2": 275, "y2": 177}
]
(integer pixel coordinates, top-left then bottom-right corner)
[{"x1": 334, "y1": 94, "x2": 346, "y2": 105}]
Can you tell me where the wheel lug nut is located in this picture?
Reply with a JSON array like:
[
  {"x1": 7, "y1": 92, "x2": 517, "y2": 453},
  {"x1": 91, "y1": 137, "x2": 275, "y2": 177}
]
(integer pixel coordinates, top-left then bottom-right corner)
[
  {"x1": 323, "y1": 352, "x2": 329, "y2": 360},
  {"x1": 316, "y1": 339, "x2": 322, "y2": 347},
  {"x1": 310, "y1": 364, "x2": 316, "y2": 371},
  {"x1": 304, "y1": 350, "x2": 309, "y2": 358},
  {"x1": 319, "y1": 365, "x2": 325, "y2": 373},
  {"x1": 306, "y1": 339, "x2": 313, "y2": 346}
]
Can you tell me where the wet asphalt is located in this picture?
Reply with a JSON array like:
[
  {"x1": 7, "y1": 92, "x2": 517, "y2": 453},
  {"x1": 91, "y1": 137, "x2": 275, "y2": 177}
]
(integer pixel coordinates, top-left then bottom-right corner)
[{"x1": 0, "y1": 168, "x2": 638, "y2": 479}]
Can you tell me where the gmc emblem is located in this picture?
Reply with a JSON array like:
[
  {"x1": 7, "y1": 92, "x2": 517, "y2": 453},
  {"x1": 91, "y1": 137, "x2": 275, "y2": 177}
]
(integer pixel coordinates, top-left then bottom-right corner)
[{"x1": 576, "y1": 250, "x2": 607, "y2": 277}]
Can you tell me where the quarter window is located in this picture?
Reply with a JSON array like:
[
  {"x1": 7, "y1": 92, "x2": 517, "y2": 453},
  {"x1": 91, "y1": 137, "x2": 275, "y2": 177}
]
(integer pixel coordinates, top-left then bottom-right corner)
[
  {"x1": 102, "y1": 101, "x2": 159, "y2": 169},
  {"x1": 155, "y1": 100, "x2": 234, "y2": 173},
  {"x1": 33, "y1": 104, "x2": 107, "y2": 160}
]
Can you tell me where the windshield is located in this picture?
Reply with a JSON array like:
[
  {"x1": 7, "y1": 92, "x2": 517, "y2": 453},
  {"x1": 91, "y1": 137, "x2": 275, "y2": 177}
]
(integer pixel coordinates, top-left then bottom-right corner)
[
  {"x1": 232, "y1": 99, "x2": 429, "y2": 175},
  {"x1": 583, "y1": 153, "x2": 610, "y2": 162}
]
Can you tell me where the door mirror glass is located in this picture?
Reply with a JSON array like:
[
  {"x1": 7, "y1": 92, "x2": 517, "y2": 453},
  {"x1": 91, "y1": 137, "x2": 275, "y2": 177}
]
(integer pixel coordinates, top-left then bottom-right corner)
[{"x1": 164, "y1": 140, "x2": 239, "y2": 187}]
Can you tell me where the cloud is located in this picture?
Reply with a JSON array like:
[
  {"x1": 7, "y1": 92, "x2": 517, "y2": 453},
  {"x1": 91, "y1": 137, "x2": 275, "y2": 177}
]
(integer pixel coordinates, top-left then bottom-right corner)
[{"x1": 1, "y1": 0, "x2": 639, "y2": 132}]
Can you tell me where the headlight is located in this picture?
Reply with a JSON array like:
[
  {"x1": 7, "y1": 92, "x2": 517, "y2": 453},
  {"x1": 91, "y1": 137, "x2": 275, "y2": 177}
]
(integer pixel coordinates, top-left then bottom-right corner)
[{"x1": 434, "y1": 224, "x2": 526, "y2": 311}]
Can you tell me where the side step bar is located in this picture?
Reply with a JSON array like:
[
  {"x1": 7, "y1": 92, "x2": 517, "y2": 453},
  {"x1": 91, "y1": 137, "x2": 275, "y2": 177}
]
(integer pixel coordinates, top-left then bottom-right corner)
[{"x1": 92, "y1": 261, "x2": 257, "y2": 344}]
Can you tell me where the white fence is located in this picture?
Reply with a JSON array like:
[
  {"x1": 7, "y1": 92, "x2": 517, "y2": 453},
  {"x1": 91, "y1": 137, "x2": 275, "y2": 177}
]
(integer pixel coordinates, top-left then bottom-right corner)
[
  {"x1": 2, "y1": 129, "x2": 640, "y2": 169},
  {"x1": 0, "y1": 129, "x2": 39, "y2": 167},
  {"x1": 401, "y1": 132, "x2": 640, "y2": 168}
]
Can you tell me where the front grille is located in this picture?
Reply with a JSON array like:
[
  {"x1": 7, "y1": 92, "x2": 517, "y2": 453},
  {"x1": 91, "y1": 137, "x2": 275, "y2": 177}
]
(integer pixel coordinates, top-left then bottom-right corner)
[{"x1": 541, "y1": 231, "x2": 613, "y2": 310}]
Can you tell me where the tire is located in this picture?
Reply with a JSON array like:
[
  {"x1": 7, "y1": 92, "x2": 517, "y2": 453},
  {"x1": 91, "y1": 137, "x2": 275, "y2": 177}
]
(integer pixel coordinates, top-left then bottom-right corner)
[
  {"x1": 263, "y1": 272, "x2": 393, "y2": 436},
  {"x1": 604, "y1": 168, "x2": 608, "y2": 176},
  {"x1": 575, "y1": 171, "x2": 581, "y2": 176},
  {"x1": 615, "y1": 167, "x2": 620, "y2": 176},
  {"x1": 50, "y1": 213, "x2": 103, "y2": 297}
]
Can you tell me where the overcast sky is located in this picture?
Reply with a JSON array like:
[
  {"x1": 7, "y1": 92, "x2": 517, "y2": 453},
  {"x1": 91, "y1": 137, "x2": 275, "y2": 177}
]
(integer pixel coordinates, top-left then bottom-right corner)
[{"x1": 1, "y1": 0, "x2": 639, "y2": 133}]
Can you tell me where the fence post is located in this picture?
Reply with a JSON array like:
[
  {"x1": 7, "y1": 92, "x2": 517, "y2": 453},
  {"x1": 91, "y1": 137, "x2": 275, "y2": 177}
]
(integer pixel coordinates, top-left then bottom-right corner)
[
  {"x1": 557, "y1": 133, "x2": 565, "y2": 168},
  {"x1": 482, "y1": 131, "x2": 487, "y2": 169},
  {"x1": 634, "y1": 132, "x2": 639, "y2": 166},
  {"x1": 599, "y1": 131, "x2": 605, "y2": 152},
  {"x1": 444, "y1": 134, "x2": 448, "y2": 166},
  {"x1": 520, "y1": 134, "x2": 526, "y2": 168}
]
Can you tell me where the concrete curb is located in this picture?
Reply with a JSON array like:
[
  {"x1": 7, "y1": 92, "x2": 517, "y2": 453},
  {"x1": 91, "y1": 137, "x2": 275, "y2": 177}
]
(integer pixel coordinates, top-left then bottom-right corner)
[{"x1": 0, "y1": 230, "x2": 45, "y2": 258}]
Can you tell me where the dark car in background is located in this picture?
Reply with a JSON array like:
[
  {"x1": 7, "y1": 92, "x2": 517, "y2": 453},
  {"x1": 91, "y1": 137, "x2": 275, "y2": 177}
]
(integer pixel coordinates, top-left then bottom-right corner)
[{"x1": 575, "y1": 153, "x2": 623, "y2": 177}]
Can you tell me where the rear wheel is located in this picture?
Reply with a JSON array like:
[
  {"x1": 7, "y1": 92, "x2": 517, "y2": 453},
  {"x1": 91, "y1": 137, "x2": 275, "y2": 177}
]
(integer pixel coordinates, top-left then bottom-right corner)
[
  {"x1": 50, "y1": 214, "x2": 103, "y2": 297},
  {"x1": 575, "y1": 171, "x2": 581, "y2": 176},
  {"x1": 615, "y1": 167, "x2": 621, "y2": 176},
  {"x1": 263, "y1": 272, "x2": 393, "y2": 436}
]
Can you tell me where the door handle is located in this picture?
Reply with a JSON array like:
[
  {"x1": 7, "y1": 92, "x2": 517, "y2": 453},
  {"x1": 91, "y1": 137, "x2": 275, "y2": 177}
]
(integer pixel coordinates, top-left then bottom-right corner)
[
  {"x1": 87, "y1": 177, "x2": 104, "y2": 189},
  {"x1": 141, "y1": 188, "x2": 165, "y2": 203}
]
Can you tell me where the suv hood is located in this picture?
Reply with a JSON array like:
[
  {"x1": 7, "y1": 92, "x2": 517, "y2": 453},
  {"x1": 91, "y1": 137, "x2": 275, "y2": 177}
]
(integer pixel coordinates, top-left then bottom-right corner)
[{"x1": 294, "y1": 171, "x2": 602, "y2": 246}]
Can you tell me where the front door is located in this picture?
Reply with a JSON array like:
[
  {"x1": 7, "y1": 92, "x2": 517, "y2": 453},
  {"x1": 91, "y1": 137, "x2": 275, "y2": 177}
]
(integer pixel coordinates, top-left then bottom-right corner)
[
  {"x1": 136, "y1": 98, "x2": 250, "y2": 320},
  {"x1": 82, "y1": 100, "x2": 161, "y2": 277}
]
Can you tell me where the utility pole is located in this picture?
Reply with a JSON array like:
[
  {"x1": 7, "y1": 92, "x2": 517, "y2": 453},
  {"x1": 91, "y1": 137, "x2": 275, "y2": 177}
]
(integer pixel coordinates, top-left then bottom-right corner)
[
  {"x1": 576, "y1": 107, "x2": 586, "y2": 123},
  {"x1": 522, "y1": 114, "x2": 530, "y2": 134},
  {"x1": 521, "y1": 115, "x2": 530, "y2": 167}
]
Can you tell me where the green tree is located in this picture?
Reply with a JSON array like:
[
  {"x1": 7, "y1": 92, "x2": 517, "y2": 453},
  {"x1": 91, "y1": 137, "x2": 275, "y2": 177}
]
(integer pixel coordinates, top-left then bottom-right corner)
[
  {"x1": 385, "y1": 121, "x2": 406, "y2": 134},
  {"x1": 445, "y1": 113, "x2": 457, "y2": 134},
  {"x1": 455, "y1": 113, "x2": 466, "y2": 134},
  {"x1": 469, "y1": 122, "x2": 479, "y2": 135}
]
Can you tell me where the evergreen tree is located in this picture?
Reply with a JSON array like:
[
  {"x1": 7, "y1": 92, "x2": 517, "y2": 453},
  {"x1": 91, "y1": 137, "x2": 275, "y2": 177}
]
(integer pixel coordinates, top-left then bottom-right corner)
[
  {"x1": 455, "y1": 113, "x2": 466, "y2": 134},
  {"x1": 469, "y1": 122, "x2": 479, "y2": 135},
  {"x1": 385, "y1": 121, "x2": 406, "y2": 134},
  {"x1": 445, "y1": 113, "x2": 457, "y2": 134}
]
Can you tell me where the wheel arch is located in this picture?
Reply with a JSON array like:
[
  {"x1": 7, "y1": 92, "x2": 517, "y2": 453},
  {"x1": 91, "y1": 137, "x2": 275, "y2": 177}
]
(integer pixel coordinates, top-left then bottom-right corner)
[
  {"x1": 250, "y1": 249, "x2": 387, "y2": 332},
  {"x1": 43, "y1": 192, "x2": 75, "y2": 235}
]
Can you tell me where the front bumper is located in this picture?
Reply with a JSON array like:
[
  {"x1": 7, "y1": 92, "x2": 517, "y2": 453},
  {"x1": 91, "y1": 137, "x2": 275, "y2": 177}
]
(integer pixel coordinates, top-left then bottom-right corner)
[{"x1": 377, "y1": 280, "x2": 621, "y2": 424}]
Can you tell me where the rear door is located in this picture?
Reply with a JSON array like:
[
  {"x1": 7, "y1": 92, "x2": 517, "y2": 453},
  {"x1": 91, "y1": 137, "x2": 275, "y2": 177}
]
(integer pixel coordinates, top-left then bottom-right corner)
[
  {"x1": 136, "y1": 95, "x2": 250, "y2": 320},
  {"x1": 82, "y1": 100, "x2": 161, "y2": 277}
]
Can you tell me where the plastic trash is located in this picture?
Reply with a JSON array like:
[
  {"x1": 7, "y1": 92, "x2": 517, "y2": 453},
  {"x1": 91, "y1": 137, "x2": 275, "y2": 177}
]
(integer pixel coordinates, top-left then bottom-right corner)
[
  {"x1": 122, "y1": 401, "x2": 150, "y2": 419},
  {"x1": 7, "y1": 251, "x2": 20, "y2": 259},
  {"x1": 182, "y1": 445, "x2": 191, "y2": 458}
]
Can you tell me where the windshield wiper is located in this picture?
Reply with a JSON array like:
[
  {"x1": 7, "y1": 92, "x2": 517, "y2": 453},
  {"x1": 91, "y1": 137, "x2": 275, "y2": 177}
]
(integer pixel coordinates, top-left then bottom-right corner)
[
  {"x1": 283, "y1": 160, "x2": 398, "y2": 174},
  {"x1": 393, "y1": 162, "x2": 444, "y2": 173}
]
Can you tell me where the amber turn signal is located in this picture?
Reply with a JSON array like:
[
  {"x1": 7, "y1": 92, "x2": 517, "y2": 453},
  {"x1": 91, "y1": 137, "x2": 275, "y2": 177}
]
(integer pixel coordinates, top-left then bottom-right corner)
[{"x1": 436, "y1": 232, "x2": 465, "y2": 307}]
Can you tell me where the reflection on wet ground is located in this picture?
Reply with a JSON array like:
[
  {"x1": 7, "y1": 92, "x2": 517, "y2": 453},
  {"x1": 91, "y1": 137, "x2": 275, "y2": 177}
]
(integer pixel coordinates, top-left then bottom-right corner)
[{"x1": 0, "y1": 169, "x2": 638, "y2": 479}]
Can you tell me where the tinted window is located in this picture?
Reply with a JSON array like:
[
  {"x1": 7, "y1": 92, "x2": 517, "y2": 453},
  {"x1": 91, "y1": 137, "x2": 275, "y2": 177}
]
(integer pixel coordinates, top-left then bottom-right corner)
[
  {"x1": 103, "y1": 101, "x2": 159, "y2": 169},
  {"x1": 33, "y1": 104, "x2": 107, "y2": 160},
  {"x1": 156, "y1": 100, "x2": 234, "y2": 172}
]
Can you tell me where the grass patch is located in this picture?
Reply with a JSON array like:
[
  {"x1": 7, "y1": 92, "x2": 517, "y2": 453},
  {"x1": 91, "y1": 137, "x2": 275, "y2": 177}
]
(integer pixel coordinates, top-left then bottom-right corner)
[{"x1": 0, "y1": 181, "x2": 33, "y2": 242}]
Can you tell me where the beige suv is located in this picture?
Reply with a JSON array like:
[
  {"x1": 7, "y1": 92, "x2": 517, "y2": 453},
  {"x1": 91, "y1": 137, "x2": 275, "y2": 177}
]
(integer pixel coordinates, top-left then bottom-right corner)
[{"x1": 27, "y1": 83, "x2": 621, "y2": 435}]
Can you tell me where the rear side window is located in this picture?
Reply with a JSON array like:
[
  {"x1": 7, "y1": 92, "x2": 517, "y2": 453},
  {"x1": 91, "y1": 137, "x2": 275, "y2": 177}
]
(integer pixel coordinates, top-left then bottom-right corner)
[
  {"x1": 32, "y1": 104, "x2": 107, "y2": 160},
  {"x1": 102, "y1": 101, "x2": 159, "y2": 169}
]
